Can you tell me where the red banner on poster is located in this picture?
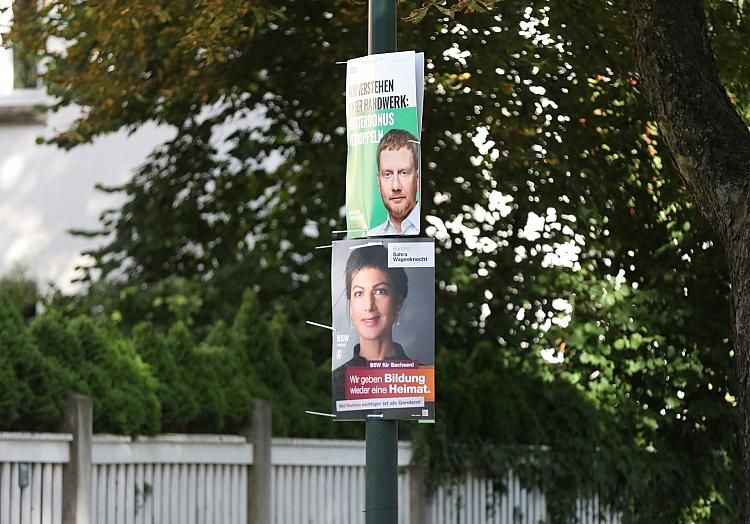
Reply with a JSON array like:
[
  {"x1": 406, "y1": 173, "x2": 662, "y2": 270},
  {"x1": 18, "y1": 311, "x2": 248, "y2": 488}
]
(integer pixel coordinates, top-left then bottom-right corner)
[{"x1": 344, "y1": 367, "x2": 435, "y2": 402}]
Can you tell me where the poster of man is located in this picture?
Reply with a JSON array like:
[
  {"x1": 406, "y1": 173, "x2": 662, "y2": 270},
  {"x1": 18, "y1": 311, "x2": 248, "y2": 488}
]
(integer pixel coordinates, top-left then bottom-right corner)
[
  {"x1": 367, "y1": 129, "x2": 420, "y2": 236},
  {"x1": 345, "y1": 51, "x2": 424, "y2": 238},
  {"x1": 330, "y1": 238, "x2": 435, "y2": 421}
]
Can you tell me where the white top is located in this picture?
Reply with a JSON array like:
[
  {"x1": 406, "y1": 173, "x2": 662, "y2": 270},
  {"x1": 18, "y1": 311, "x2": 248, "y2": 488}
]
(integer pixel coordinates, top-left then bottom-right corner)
[{"x1": 367, "y1": 202, "x2": 420, "y2": 236}]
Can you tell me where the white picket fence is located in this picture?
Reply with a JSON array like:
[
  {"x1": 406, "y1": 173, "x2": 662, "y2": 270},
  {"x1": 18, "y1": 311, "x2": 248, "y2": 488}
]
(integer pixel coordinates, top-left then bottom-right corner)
[
  {"x1": 270, "y1": 438, "x2": 413, "y2": 524},
  {"x1": 90, "y1": 434, "x2": 250, "y2": 524},
  {"x1": 0, "y1": 432, "x2": 620, "y2": 524},
  {"x1": 0, "y1": 433, "x2": 68, "y2": 524},
  {"x1": 429, "y1": 471, "x2": 545, "y2": 524}
]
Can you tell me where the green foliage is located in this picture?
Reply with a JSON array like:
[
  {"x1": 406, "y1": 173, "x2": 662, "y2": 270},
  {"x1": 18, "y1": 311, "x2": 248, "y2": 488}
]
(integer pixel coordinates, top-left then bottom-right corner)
[
  {"x1": 133, "y1": 322, "x2": 200, "y2": 430},
  {"x1": 8, "y1": 0, "x2": 750, "y2": 521},
  {"x1": 30, "y1": 312, "x2": 86, "y2": 365},
  {"x1": 0, "y1": 294, "x2": 36, "y2": 424},
  {"x1": 174, "y1": 289, "x2": 342, "y2": 437},
  {"x1": 417, "y1": 342, "x2": 618, "y2": 519},
  {"x1": 29, "y1": 310, "x2": 162, "y2": 435},
  {"x1": 64, "y1": 317, "x2": 160, "y2": 435},
  {"x1": 0, "y1": 294, "x2": 75, "y2": 431},
  {"x1": 230, "y1": 290, "x2": 300, "y2": 434},
  {"x1": 0, "y1": 352, "x2": 22, "y2": 429},
  {"x1": 0, "y1": 265, "x2": 38, "y2": 319},
  {"x1": 404, "y1": 0, "x2": 495, "y2": 23},
  {"x1": 8, "y1": 286, "x2": 336, "y2": 438}
]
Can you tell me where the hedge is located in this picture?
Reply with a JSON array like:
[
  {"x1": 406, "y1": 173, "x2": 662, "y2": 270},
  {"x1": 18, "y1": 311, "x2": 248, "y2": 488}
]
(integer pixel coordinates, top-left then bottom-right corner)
[{"x1": 1, "y1": 289, "x2": 337, "y2": 437}]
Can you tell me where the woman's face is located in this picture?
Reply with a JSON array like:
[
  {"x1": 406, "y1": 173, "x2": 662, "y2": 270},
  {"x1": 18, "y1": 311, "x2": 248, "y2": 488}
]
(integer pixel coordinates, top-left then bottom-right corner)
[{"x1": 349, "y1": 266, "x2": 398, "y2": 342}]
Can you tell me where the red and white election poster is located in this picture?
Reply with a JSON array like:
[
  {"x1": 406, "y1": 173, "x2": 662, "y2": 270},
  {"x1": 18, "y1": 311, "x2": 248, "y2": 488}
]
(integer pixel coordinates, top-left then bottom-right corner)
[{"x1": 331, "y1": 238, "x2": 435, "y2": 421}]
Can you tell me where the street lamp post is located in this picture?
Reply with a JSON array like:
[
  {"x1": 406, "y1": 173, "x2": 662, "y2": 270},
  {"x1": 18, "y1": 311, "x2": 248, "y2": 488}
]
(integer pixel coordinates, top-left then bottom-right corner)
[
  {"x1": 368, "y1": 0, "x2": 397, "y2": 55},
  {"x1": 365, "y1": 4, "x2": 399, "y2": 524}
]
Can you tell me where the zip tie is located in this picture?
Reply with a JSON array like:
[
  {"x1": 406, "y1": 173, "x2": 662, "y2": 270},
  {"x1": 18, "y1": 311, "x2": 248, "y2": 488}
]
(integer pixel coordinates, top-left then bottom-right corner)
[
  {"x1": 306, "y1": 320, "x2": 335, "y2": 332},
  {"x1": 366, "y1": 413, "x2": 385, "y2": 419},
  {"x1": 349, "y1": 241, "x2": 383, "y2": 250},
  {"x1": 305, "y1": 410, "x2": 337, "y2": 418},
  {"x1": 315, "y1": 244, "x2": 333, "y2": 250}
]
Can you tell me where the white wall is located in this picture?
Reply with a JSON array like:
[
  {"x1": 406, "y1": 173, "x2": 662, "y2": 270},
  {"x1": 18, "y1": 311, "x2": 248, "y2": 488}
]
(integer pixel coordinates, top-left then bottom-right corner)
[
  {"x1": 0, "y1": 93, "x2": 173, "y2": 293},
  {"x1": 1, "y1": 4, "x2": 272, "y2": 295}
]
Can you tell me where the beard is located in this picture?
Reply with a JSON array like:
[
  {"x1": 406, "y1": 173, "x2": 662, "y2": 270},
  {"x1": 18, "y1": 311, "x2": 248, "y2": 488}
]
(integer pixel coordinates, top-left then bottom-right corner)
[{"x1": 384, "y1": 197, "x2": 414, "y2": 219}]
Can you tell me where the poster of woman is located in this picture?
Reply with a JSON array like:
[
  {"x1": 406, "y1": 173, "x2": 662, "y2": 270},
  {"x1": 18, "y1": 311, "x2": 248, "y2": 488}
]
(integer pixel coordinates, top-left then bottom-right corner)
[{"x1": 330, "y1": 238, "x2": 435, "y2": 420}]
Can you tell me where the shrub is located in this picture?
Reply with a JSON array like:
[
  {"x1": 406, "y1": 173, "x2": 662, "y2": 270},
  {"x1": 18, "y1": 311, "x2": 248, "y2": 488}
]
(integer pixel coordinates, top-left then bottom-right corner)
[
  {"x1": 0, "y1": 294, "x2": 76, "y2": 431},
  {"x1": 230, "y1": 290, "x2": 304, "y2": 435},
  {"x1": 66, "y1": 316, "x2": 160, "y2": 434},
  {"x1": 183, "y1": 344, "x2": 231, "y2": 432},
  {"x1": 0, "y1": 352, "x2": 22, "y2": 430},
  {"x1": 30, "y1": 312, "x2": 86, "y2": 368},
  {"x1": 0, "y1": 265, "x2": 38, "y2": 320},
  {"x1": 133, "y1": 322, "x2": 199, "y2": 432},
  {"x1": 2, "y1": 285, "x2": 338, "y2": 438}
]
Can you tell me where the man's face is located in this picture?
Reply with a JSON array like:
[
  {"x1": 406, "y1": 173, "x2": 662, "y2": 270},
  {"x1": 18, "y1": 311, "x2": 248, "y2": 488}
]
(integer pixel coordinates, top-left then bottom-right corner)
[{"x1": 377, "y1": 147, "x2": 418, "y2": 222}]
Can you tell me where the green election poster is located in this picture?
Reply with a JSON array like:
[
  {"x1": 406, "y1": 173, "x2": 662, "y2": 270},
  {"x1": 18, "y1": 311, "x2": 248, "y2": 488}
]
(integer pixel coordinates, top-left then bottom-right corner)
[{"x1": 345, "y1": 51, "x2": 424, "y2": 238}]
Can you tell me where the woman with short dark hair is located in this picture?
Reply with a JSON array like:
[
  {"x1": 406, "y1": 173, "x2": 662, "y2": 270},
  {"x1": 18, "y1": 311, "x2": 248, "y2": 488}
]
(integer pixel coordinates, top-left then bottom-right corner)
[{"x1": 333, "y1": 244, "x2": 416, "y2": 402}]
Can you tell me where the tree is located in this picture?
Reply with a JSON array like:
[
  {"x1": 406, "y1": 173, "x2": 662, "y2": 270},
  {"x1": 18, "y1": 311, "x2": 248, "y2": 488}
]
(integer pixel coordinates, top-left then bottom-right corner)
[
  {"x1": 7, "y1": 0, "x2": 747, "y2": 520},
  {"x1": 628, "y1": 1, "x2": 750, "y2": 519}
]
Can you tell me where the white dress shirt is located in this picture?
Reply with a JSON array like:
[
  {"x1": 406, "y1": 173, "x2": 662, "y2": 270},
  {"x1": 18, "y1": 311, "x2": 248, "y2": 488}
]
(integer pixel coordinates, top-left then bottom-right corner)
[{"x1": 367, "y1": 202, "x2": 420, "y2": 237}]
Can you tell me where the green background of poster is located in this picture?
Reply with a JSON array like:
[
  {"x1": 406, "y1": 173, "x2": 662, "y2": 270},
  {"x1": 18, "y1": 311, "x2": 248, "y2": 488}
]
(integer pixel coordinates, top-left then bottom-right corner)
[{"x1": 345, "y1": 106, "x2": 420, "y2": 237}]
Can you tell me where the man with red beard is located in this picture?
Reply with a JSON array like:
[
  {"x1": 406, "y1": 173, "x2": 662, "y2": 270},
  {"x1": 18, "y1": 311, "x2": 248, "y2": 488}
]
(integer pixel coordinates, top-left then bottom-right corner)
[{"x1": 367, "y1": 129, "x2": 420, "y2": 236}]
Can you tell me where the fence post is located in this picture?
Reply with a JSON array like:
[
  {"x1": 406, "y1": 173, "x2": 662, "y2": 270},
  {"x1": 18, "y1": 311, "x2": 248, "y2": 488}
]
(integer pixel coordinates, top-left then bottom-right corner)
[
  {"x1": 409, "y1": 463, "x2": 427, "y2": 524},
  {"x1": 61, "y1": 393, "x2": 92, "y2": 524},
  {"x1": 243, "y1": 399, "x2": 272, "y2": 524}
]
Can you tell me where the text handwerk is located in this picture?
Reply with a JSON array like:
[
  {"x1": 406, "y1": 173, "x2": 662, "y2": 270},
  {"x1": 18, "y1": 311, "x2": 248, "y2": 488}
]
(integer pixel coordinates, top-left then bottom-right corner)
[{"x1": 348, "y1": 95, "x2": 409, "y2": 114}]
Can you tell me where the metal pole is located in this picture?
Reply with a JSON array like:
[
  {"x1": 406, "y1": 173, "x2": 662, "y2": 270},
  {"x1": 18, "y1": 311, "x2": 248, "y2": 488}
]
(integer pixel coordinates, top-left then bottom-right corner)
[
  {"x1": 366, "y1": 416, "x2": 399, "y2": 523},
  {"x1": 366, "y1": 4, "x2": 399, "y2": 522},
  {"x1": 368, "y1": 0, "x2": 397, "y2": 55}
]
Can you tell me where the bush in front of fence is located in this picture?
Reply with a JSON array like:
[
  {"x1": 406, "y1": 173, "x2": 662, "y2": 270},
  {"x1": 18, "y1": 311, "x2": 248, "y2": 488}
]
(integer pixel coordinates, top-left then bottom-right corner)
[
  {"x1": 0, "y1": 286, "x2": 348, "y2": 439},
  {"x1": 133, "y1": 321, "x2": 201, "y2": 431},
  {"x1": 30, "y1": 310, "x2": 161, "y2": 435},
  {"x1": 0, "y1": 294, "x2": 80, "y2": 432}
]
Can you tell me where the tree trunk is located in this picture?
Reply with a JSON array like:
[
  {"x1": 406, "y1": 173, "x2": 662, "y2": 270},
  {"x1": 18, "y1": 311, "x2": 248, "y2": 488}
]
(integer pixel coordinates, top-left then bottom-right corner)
[
  {"x1": 729, "y1": 202, "x2": 750, "y2": 521},
  {"x1": 630, "y1": 0, "x2": 750, "y2": 519}
]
